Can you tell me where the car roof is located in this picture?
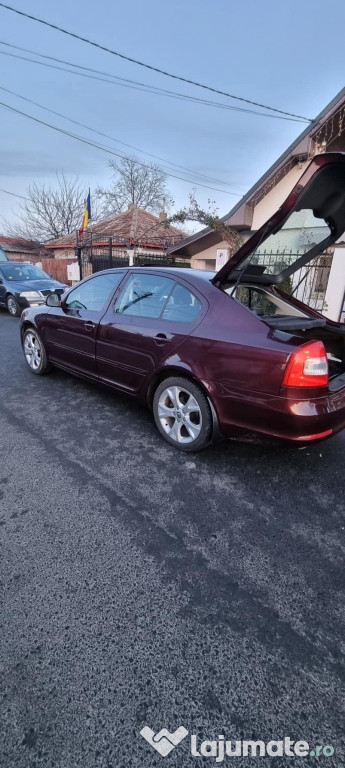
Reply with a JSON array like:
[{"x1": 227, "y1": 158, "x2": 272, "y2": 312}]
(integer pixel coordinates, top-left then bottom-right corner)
[{"x1": 97, "y1": 266, "x2": 217, "y2": 288}]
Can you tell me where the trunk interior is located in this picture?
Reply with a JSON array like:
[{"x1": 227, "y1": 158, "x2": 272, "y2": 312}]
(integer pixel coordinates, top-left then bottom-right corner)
[
  {"x1": 287, "y1": 326, "x2": 345, "y2": 380},
  {"x1": 229, "y1": 283, "x2": 345, "y2": 383}
]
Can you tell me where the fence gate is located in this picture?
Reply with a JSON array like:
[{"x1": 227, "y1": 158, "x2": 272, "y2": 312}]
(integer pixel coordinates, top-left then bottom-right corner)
[
  {"x1": 78, "y1": 232, "x2": 190, "y2": 279},
  {"x1": 79, "y1": 234, "x2": 130, "y2": 278}
]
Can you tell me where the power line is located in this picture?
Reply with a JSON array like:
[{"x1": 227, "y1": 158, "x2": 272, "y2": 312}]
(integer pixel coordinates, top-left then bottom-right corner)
[
  {"x1": 0, "y1": 84, "x2": 244, "y2": 189},
  {"x1": 0, "y1": 187, "x2": 28, "y2": 199},
  {"x1": 0, "y1": 2, "x2": 313, "y2": 122},
  {"x1": 0, "y1": 41, "x2": 308, "y2": 125},
  {"x1": 0, "y1": 99, "x2": 242, "y2": 196}
]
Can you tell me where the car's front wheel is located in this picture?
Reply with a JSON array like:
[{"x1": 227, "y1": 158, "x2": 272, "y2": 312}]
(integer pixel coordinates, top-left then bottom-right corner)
[
  {"x1": 6, "y1": 294, "x2": 21, "y2": 317},
  {"x1": 22, "y1": 327, "x2": 51, "y2": 375},
  {"x1": 153, "y1": 376, "x2": 212, "y2": 451}
]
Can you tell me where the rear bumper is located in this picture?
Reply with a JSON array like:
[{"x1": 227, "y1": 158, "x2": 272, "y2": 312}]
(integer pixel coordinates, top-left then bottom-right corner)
[{"x1": 204, "y1": 380, "x2": 345, "y2": 443}]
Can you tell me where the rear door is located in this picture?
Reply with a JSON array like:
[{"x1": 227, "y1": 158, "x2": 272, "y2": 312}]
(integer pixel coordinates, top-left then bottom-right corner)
[
  {"x1": 96, "y1": 272, "x2": 206, "y2": 393},
  {"x1": 45, "y1": 271, "x2": 126, "y2": 376}
]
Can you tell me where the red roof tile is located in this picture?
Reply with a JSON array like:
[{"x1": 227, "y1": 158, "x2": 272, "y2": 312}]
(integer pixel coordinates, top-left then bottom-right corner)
[{"x1": 45, "y1": 207, "x2": 184, "y2": 249}]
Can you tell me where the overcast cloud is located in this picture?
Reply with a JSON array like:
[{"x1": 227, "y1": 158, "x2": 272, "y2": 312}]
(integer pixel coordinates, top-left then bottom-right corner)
[{"x1": 1, "y1": 0, "x2": 345, "y2": 226}]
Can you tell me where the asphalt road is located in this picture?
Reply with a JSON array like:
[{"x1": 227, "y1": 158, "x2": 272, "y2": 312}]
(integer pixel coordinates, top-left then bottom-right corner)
[{"x1": 0, "y1": 311, "x2": 344, "y2": 768}]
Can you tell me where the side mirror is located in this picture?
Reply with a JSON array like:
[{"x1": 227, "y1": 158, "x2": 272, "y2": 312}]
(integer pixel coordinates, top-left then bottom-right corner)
[{"x1": 46, "y1": 292, "x2": 61, "y2": 307}]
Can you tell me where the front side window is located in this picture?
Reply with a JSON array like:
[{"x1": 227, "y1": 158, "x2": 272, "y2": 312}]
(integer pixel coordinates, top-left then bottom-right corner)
[
  {"x1": 115, "y1": 274, "x2": 174, "y2": 318},
  {"x1": 65, "y1": 272, "x2": 125, "y2": 311}
]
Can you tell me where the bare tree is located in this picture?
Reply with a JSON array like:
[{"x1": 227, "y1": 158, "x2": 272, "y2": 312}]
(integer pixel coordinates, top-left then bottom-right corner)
[
  {"x1": 96, "y1": 155, "x2": 174, "y2": 217},
  {"x1": 167, "y1": 193, "x2": 243, "y2": 253},
  {"x1": 3, "y1": 173, "x2": 88, "y2": 241}
]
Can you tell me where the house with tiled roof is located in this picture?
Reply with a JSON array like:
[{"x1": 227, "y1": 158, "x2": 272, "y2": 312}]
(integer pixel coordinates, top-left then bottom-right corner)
[
  {"x1": 46, "y1": 205, "x2": 185, "y2": 259},
  {"x1": 0, "y1": 236, "x2": 49, "y2": 262}
]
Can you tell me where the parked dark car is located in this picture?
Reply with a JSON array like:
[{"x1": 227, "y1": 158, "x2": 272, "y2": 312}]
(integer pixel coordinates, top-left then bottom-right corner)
[
  {"x1": 0, "y1": 261, "x2": 68, "y2": 317},
  {"x1": 20, "y1": 153, "x2": 345, "y2": 451}
]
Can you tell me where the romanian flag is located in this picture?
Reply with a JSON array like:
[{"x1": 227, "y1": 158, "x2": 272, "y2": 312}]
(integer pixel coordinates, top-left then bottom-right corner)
[{"x1": 79, "y1": 189, "x2": 91, "y2": 237}]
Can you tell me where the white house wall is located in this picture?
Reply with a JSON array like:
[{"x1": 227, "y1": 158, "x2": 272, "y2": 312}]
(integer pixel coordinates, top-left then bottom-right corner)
[
  {"x1": 251, "y1": 163, "x2": 308, "y2": 230},
  {"x1": 191, "y1": 240, "x2": 228, "y2": 270},
  {"x1": 323, "y1": 246, "x2": 345, "y2": 321}
]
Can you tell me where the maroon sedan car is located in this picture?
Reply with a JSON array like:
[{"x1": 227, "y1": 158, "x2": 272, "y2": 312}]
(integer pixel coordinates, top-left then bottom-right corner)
[{"x1": 20, "y1": 153, "x2": 345, "y2": 451}]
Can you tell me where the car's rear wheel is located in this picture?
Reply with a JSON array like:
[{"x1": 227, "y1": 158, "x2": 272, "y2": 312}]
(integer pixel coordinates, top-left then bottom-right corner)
[
  {"x1": 153, "y1": 376, "x2": 212, "y2": 451},
  {"x1": 22, "y1": 327, "x2": 51, "y2": 375},
  {"x1": 6, "y1": 294, "x2": 21, "y2": 317}
]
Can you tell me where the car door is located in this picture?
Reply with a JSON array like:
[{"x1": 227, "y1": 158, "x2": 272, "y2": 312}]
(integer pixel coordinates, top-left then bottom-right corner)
[
  {"x1": 96, "y1": 271, "x2": 206, "y2": 393},
  {"x1": 45, "y1": 271, "x2": 127, "y2": 376}
]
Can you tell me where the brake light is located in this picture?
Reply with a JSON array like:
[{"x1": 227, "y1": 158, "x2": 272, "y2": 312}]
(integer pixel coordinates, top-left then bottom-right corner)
[{"x1": 282, "y1": 340, "x2": 328, "y2": 387}]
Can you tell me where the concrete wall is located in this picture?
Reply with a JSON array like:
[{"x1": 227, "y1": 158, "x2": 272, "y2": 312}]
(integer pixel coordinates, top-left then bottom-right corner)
[{"x1": 46, "y1": 247, "x2": 75, "y2": 260}]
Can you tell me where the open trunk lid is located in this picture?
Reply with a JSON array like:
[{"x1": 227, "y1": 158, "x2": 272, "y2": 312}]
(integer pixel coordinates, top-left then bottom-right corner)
[{"x1": 213, "y1": 152, "x2": 345, "y2": 287}]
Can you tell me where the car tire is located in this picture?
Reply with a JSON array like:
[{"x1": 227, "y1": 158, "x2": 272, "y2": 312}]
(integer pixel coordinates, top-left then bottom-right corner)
[
  {"x1": 22, "y1": 327, "x2": 51, "y2": 375},
  {"x1": 153, "y1": 376, "x2": 213, "y2": 452},
  {"x1": 6, "y1": 294, "x2": 21, "y2": 317}
]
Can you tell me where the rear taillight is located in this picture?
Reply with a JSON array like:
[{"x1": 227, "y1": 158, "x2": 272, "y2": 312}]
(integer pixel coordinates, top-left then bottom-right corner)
[{"x1": 282, "y1": 340, "x2": 328, "y2": 388}]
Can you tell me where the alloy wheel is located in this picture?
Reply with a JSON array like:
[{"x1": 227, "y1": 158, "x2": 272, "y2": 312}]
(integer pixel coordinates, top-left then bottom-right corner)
[
  {"x1": 7, "y1": 296, "x2": 19, "y2": 316},
  {"x1": 24, "y1": 331, "x2": 42, "y2": 371},
  {"x1": 157, "y1": 385, "x2": 202, "y2": 444}
]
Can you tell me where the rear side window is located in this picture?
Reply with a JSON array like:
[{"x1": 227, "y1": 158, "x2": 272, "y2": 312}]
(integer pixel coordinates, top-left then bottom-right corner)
[
  {"x1": 162, "y1": 284, "x2": 201, "y2": 322},
  {"x1": 115, "y1": 274, "x2": 174, "y2": 318}
]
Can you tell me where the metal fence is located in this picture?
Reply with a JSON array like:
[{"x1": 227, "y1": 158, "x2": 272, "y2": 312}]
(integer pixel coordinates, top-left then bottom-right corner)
[
  {"x1": 253, "y1": 249, "x2": 333, "y2": 313},
  {"x1": 79, "y1": 233, "x2": 190, "y2": 278}
]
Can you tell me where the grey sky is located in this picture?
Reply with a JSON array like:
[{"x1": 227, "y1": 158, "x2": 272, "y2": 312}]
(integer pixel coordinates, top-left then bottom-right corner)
[{"x1": 1, "y1": 0, "x2": 345, "y2": 228}]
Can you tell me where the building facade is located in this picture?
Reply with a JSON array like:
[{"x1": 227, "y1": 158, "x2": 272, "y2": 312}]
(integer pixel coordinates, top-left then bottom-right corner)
[{"x1": 168, "y1": 88, "x2": 345, "y2": 322}]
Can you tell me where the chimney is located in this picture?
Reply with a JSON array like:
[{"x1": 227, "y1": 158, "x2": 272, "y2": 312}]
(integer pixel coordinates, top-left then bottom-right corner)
[
  {"x1": 159, "y1": 210, "x2": 167, "y2": 222},
  {"x1": 127, "y1": 203, "x2": 136, "y2": 210}
]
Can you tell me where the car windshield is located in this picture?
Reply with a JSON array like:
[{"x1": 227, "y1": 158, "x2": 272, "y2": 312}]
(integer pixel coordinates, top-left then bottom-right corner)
[{"x1": 0, "y1": 264, "x2": 51, "y2": 281}]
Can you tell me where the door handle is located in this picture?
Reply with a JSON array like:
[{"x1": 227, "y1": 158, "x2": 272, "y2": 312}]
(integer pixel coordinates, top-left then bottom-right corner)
[
  {"x1": 84, "y1": 321, "x2": 95, "y2": 331},
  {"x1": 154, "y1": 333, "x2": 169, "y2": 344}
]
